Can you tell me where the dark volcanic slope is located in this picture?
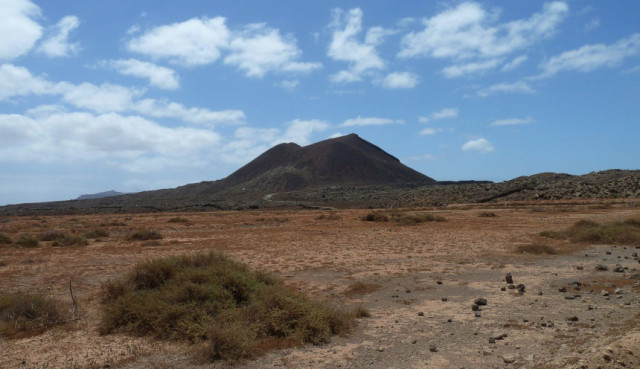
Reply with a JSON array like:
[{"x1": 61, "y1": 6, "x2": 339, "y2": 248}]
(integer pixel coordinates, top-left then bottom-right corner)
[{"x1": 203, "y1": 133, "x2": 435, "y2": 194}]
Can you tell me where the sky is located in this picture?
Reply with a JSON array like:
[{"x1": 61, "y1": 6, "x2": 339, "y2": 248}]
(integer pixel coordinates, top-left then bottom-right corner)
[{"x1": 1, "y1": 0, "x2": 639, "y2": 205}]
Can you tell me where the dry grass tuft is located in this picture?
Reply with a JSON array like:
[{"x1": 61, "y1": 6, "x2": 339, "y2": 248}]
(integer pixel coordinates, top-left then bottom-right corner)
[
  {"x1": 0, "y1": 233, "x2": 12, "y2": 245},
  {"x1": 343, "y1": 282, "x2": 381, "y2": 297},
  {"x1": 126, "y1": 230, "x2": 163, "y2": 241},
  {"x1": 0, "y1": 291, "x2": 66, "y2": 338},
  {"x1": 15, "y1": 234, "x2": 39, "y2": 248},
  {"x1": 541, "y1": 217, "x2": 640, "y2": 245},
  {"x1": 478, "y1": 212, "x2": 497, "y2": 217}
]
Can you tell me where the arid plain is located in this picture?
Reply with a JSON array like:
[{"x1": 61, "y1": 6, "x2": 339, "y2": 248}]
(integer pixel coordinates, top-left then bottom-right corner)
[{"x1": 1, "y1": 201, "x2": 639, "y2": 368}]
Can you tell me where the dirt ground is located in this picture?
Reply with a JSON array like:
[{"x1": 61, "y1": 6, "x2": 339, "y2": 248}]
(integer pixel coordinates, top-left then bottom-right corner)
[{"x1": 1, "y1": 202, "x2": 639, "y2": 369}]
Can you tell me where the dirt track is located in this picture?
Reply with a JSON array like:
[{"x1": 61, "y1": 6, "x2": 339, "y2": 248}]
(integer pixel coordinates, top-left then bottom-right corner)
[{"x1": 1, "y1": 203, "x2": 639, "y2": 368}]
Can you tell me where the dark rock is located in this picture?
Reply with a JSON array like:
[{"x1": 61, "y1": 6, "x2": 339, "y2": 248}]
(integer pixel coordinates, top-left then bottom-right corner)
[
  {"x1": 501, "y1": 286, "x2": 506, "y2": 291},
  {"x1": 558, "y1": 287, "x2": 567, "y2": 293},
  {"x1": 517, "y1": 284, "x2": 526, "y2": 293},
  {"x1": 505, "y1": 273, "x2": 514, "y2": 284},
  {"x1": 471, "y1": 303, "x2": 480, "y2": 311},
  {"x1": 474, "y1": 297, "x2": 488, "y2": 306},
  {"x1": 429, "y1": 344, "x2": 437, "y2": 352},
  {"x1": 441, "y1": 297, "x2": 448, "y2": 301},
  {"x1": 436, "y1": 281, "x2": 443, "y2": 285},
  {"x1": 508, "y1": 284, "x2": 516, "y2": 290},
  {"x1": 418, "y1": 311, "x2": 425, "y2": 316},
  {"x1": 595, "y1": 264, "x2": 608, "y2": 271},
  {"x1": 474, "y1": 311, "x2": 481, "y2": 318},
  {"x1": 567, "y1": 316, "x2": 579, "y2": 322}
]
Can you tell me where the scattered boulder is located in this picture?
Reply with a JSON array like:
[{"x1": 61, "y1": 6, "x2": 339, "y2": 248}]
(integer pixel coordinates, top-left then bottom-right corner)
[
  {"x1": 429, "y1": 344, "x2": 437, "y2": 352},
  {"x1": 505, "y1": 273, "x2": 514, "y2": 284},
  {"x1": 474, "y1": 297, "x2": 488, "y2": 306},
  {"x1": 595, "y1": 264, "x2": 608, "y2": 271},
  {"x1": 567, "y1": 316, "x2": 579, "y2": 322}
]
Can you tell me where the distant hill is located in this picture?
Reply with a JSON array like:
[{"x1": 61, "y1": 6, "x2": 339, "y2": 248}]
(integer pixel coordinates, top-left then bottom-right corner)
[{"x1": 76, "y1": 190, "x2": 124, "y2": 200}]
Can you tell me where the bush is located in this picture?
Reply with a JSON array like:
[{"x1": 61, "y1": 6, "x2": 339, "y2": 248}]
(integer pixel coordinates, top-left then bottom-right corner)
[
  {"x1": 126, "y1": 230, "x2": 163, "y2": 241},
  {"x1": 85, "y1": 229, "x2": 109, "y2": 239},
  {"x1": 100, "y1": 252, "x2": 359, "y2": 362},
  {"x1": 361, "y1": 213, "x2": 389, "y2": 222},
  {"x1": 478, "y1": 212, "x2": 497, "y2": 218},
  {"x1": 541, "y1": 217, "x2": 640, "y2": 245},
  {"x1": 515, "y1": 244, "x2": 557, "y2": 255},
  {"x1": 38, "y1": 231, "x2": 66, "y2": 242},
  {"x1": 0, "y1": 233, "x2": 12, "y2": 245},
  {"x1": 343, "y1": 282, "x2": 380, "y2": 297},
  {"x1": 52, "y1": 234, "x2": 88, "y2": 247},
  {"x1": 0, "y1": 292, "x2": 65, "y2": 338},
  {"x1": 16, "y1": 235, "x2": 39, "y2": 248},
  {"x1": 168, "y1": 217, "x2": 191, "y2": 223}
]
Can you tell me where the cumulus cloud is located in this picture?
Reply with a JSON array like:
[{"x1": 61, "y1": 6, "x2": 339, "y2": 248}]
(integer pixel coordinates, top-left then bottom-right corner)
[
  {"x1": 0, "y1": 0, "x2": 42, "y2": 60},
  {"x1": 0, "y1": 110, "x2": 221, "y2": 169},
  {"x1": 418, "y1": 116, "x2": 430, "y2": 123},
  {"x1": 539, "y1": 33, "x2": 640, "y2": 77},
  {"x1": 328, "y1": 8, "x2": 390, "y2": 83},
  {"x1": 399, "y1": 2, "x2": 568, "y2": 77},
  {"x1": 224, "y1": 23, "x2": 321, "y2": 78},
  {"x1": 462, "y1": 138, "x2": 494, "y2": 153},
  {"x1": 380, "y1": 72, "x2": 419, "y2": 89},
  {"x1": 106, "y1": 59, "x2": 179, "y2": 89},
  {"x1": 502, "y1": 55, "x2": 528, "y2": 71},
  {"x1": 419, "y1": 127, "x2": 443, "y2": 136},
  {"x1": 431, "y1": 108, "x2": 459, "y2": 120},
  {"x1": 478, "y1": 80, "x2": 536, "y2": 97},
  {"x1": 37, "y1": 15, "x2": 80, "y2": 57},
  {"x1": 0, "y1": 64, "x2": 245, "y2": 126},
  {"x1": 341, "y1": 116, "x2": 402, "y2": 127},
  {"x1": 278, "y1": 79, "x2": 300, "y2": 90},
  {"x1": 490, "y1": 116, "x2": 534, "y2": 126},
  {"x1": 127, "y1": 17, "x2": 230, "y2": 66}
]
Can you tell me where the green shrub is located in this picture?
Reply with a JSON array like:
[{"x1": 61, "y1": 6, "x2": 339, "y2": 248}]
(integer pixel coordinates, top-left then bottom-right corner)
[
  {"x1": 100, "y1": 252, "x2": 358, "y2": 362},
  {"x1": 0, "y1": 233, "x2": 12, "y2": 245},
  {"x1": 0, "y1": 292, "x2": 65, "y2": 338},
  {"x1": 52, "y1": 234, "x2": 88, "y2": 247},
  {"x1": 541, "y1": 217, "x2": 640, "y2": 245},
  {"x1": 85, "y1": 229, "x2": 109, "y2": 239},
  {"x1": 126, "y1": 230, "x2": 163, "y2": 241},
  {"x1": 16, "y1": 235, "x2": 39, "y2": 248}
]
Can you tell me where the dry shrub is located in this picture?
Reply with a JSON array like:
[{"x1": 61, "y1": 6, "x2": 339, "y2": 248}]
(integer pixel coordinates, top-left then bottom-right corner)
[
  {"x1": 168, "y1": 217, "x2": 191, "y2": 223},
  {"x1": 126, "y1": 230, "x2": 163, "y2": 241},
  {"x1": 85, "y1": 229, "x2": 109, "y2": 239},
  {"x1": 478, "y1": 212, "x2": 497, "y2": 217},
  {"x1": 100, "y1": 252, "x2": 359, "y2": 362},
  {"x1": 516, "y1": 244, "x2": 557, "y2": 255},
  {"x1": 38, "y1": 231, "x2": 66, "y2": 241},
  {"x1": 52, "y1": 234, "x2": 88, "y2": 247},
  {"x1": 0, "y1": 233, "x2": 12, "y2": 245},
  {"x1": 0, "y1": 292, "x2": 66, "y2": 338},
  {"x1": 15, "y1": 235, "x2": 39, "y2": 248},
  {"x1": 343, "y1": 282, "x2": 380, "y2": 297},
  {"x1": 541, "y1": 217, "x2": 640, "y2": 245},
  {"x1": 361, "y1": 212, "x2": 389, "y2": 222},
  {"x1": 315, "y1": 214, "x2": 342, "y2": 221}
]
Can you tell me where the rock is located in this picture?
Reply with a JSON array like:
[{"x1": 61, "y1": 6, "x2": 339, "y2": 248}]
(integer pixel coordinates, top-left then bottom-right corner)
[
  {"x1": 474, "y1": 297, "x2": 488, "y2": 306},
  {"x1": 576, "y1": 265, "x2": 584, "y2": 270},
  {"x1": 615, "y1": 287, "x2": 623, "y2": 295},
  {"x1": 505, "y1": 273, "x2": 514, "y2": 284},
  {"x1": 508, "y1": 284, "x2": 516, "y2": 290},
  {"x1": 429, "y1": 344, "x2": 437, "y2": 352},
  {"x1": 471, "y1": 303, "x2": 480, "y2": 311},
  {"x1": 441, "y1": 297, "x2": 448, "y2": 302},
  {"x1": 489, "y1": 337, "x2": 496, "y2": 344},
  {"x1": 474, "y1": 311, "x2": 481, "y2": 318},
  {"x1": 517, "y1": 284, "x2": 526, "y2": 293},
  {"x1": 558, "y1": 287, "x2": 567, "y2": 293},
  {"x1": 565, "y1": 295, "x2": 575, "y2": 300},
  {"x1": 502, "y1": 354, "x2": 519, "y2": 364},
  {"x1": 595, "y1": 264, "x2": 608, "y2": 271},
  {"x1": 614, "y1": 265, "x2": 625, "y2": 273},
  {"x1": 571, "y1": 281, "x2": 582, "y2": 289},
  {"x1": 436, "y1": 281, "x2": 443, "y2": 285},
  {"x1": 567, "y1": 316, "x2": 579, "y2": 322},
  {"x1": 377, "y1": 347, "x2": 384, "y2": 352},
  {"x1": 601, "y1": 290, "x2": 610, "y2": 296},
  {"x1": 418, "y1": 311, "x2": 425, "y2": 316},
  {"x1": 501, "y1": 286, "x2": 506, "y2": 291}
]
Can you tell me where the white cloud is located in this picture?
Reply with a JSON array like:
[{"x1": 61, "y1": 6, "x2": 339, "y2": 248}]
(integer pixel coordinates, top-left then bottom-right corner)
[
  {"x1": 328, "y1": 8, "x2": 389, "y2": 83},
  {"x1": 278, "y1": 79, "x2": 299, "y2": 90},
  {"x1": 0, "y1": 0, "x2": 42, "y2": 60},
  {"x1": 502, "y1": 55, "x2": 528, "y2": 71},
  {"x1": 490, "y1": 116, "x2": 533, "y2": 126},
  {"x1": 462, "y1": 137, "x2": 494, "y2": 153},
  {"x1": 539, "y1": 33, "x2": 640, "y2": 77},
  {"x1": 0, "y1": 110, "x2": 221, "y2": 169},
  {"x1": 406, "y1": 153, "x2": 437, "y2": 161},
  {"x1": 419, "y1": 127, "x2": 443, "y2": 136},
  {"x1": 380, "y1": 72, "x2": 419, "y2": 89},
  {"x1": 478, "y1": 80, "x2": 536, "y2": 97},
  {"x1": 442, "y1": 58, "x2": 502, "y2": 78},
  {"x1": 37, "y1": 15, "x2": 80, "y2": 57},
  {"x1": 224, "y1": 23, "x2": 321, "y2": 78},
  {"x1": 431, "y1": 108, "x2": 459, "y2": 120},
  {"x1": 341, "y1": 116, "x2": 402, "y2": 127},
  {"x1": 418, "y1": 116, "x2": 429, "y2": 123},
  {"x1": 106, "y1": 59, "x2": 179, "y2": 89},
  {"x1": 279, "y1": 119, "x2": 330, "y2": 145},
  {"x1": 399, "y1": 2, "x2": 568, "y2": 77},
  {"x1": 585, "y1": 17, "x2": 600, "y2": 32},
  {"x1": 127, "y1": 17, "x2": 230, "y2": 66},
  {"x1": 0, "y1": 64, "x2": 245, "y2": 126}
]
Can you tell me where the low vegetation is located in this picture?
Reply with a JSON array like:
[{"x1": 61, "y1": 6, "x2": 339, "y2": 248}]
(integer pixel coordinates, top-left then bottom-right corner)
[
  {"x1": 85, "y1": 229, "x2": 109, "y2": 239},
  {"x1": 0, "y1": 292, "x2": 66, "y2": 338},
  {"x1": 478, "y1": 212, "x2": 497, "y2": 217},
  {"x1": 168, "y1": 217, "x2": 191, "y2": 223},
  {"x1": 515, "y1": 244, "x2": 557, "y2": 255},
  {"x1": 540, "y1": 218, "x2": 640, "y2": 245},
  {"x1": 343, "y1": 282, "x2": 381, "y2": 297},
  {"x1": 315, "y1": 214, "x2": 342, "y2": 221},
  {"x1": 15, "y1": 235, "x2": 39, "y2": 248},
  {"x1": 361, "y1": 211, "x2": 446, "y2": 225},
  {"x1": 38, "y1": 231, "x2": 88, "y2": 247},
  {"x1": 100, "y1": 252, "x2": 361, "y2": 362},
  {"x1": 0, "y1": 233, "x2": 12, "y2": 245},
  {"x1": 126, "y1": 230, "x2": 163, "y2": 241}
]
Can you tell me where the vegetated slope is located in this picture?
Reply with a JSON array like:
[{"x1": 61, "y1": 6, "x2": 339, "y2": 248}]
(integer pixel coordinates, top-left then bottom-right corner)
[{"x1": 76, "y1": 190, "x2": 124, "y2": 200}]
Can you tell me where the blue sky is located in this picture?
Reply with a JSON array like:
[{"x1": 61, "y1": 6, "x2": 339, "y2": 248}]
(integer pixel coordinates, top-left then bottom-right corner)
[{"x1": 1, "y1": 0, "x2": 639, "y2": 205}]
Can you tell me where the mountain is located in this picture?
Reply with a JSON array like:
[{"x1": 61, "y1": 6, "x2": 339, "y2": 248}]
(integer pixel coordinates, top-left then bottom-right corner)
[
  {"x1": 76, "y1": 190, "x2": 124, "y2": 200},
  {"x1": 201, "y1": 133, "x2": 435, "y2": 194}
]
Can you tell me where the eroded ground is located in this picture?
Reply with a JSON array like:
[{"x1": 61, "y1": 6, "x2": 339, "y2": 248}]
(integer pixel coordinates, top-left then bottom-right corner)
[{"x1": 1, "y1": 202, "x2": 639, "y2": 368}]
